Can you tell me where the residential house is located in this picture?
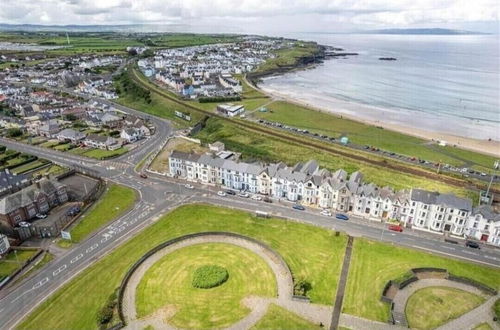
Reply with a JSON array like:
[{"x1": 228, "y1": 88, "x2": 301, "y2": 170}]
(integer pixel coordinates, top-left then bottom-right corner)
[
  {"x1": 0, "y1": 179, "x2": 68, "y2": 228},
  {"x1": 38, "y1": 119, "x2": 60, "y2": 138},
  {"x1": 84, "y1": 134, "x2": 121, "y2": 150},
  {"x1": 0, "y1": 169, "x2": 30, "y2": 198},
  {"x1": 120, "y1": 128, "x2": 142, "y2": 143},
  {"x1": 0, "y1": 234, "x2": 9, "y2": 255},
  {"x1": 465, "y1": 206, "x2": 500, "y2": 246},
  {"x1": 56, "y1": 128, "x2": 86, "y2": 144}
]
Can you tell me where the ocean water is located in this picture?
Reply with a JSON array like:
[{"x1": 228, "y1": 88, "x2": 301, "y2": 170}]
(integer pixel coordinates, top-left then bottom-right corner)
[{"x1": 261, "y1": 33, "x2": 500, "y2": 141}]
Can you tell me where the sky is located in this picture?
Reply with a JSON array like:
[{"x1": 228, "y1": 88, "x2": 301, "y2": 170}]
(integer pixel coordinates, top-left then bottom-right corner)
[{"x1": 0, "y1": 0, "x2": 499, "y2": 34}]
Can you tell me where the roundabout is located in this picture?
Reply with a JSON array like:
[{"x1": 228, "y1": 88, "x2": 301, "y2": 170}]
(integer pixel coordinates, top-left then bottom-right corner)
[{"x1": 120, "y1": 232, "x2": 332, "y2": 330}]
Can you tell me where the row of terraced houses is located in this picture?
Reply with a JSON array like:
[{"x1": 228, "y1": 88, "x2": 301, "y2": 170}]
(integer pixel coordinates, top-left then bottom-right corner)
[{"x1": 168, "y1": 150, "x2": 500, "y2": 246}]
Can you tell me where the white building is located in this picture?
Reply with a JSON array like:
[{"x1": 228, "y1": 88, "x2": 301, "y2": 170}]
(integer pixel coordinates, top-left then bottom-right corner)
[
  {"x1": 465, "y1": 206, "x2": 500, "y2": 246},
  {"x1": 216, "y1": 103, "x2": 245, "y2": 117},
  {"x1": 0, "y1": 234, "x2": 10, "y2": 255},
  {"x1": 167, "y1": 149, "x2": 494, "y2": 242}
]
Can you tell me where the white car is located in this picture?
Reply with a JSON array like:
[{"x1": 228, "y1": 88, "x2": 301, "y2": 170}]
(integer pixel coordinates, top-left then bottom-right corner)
[
  {"x1": 36, "y1": 213, "x2": 47, "y2": 219},
  {"x1": 320, "y1": 210, "x2": 332, "y2": 217},
  {"x1": 238, "y1": 192, "x2": 250, "y2": 198},
  {"x1": 184, "y1": 184, "x2": 194, "y2": 189},
  {"x1": 251, "y1": 195, "x2": 262, "y2": 201},
  {"x1": 217, "y1": 191, "x2": 227, "y2": 197}
]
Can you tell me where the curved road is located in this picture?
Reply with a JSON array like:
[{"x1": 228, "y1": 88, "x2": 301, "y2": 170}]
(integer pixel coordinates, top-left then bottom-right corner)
[{"x1": 0, "y1": 97, "x2": 499, "y2": 329}]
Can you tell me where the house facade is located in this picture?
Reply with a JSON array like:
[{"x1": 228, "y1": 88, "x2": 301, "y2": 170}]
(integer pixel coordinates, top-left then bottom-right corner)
[
  {"x1": 0, "y1": 179, "x2": 68, "y2": 228},
  {"x1": 465, "y1": 206, "x2": 500, "y2": 246},
  {"x1": 168, "y1": 150, "x2": 495, "y2": 243}
]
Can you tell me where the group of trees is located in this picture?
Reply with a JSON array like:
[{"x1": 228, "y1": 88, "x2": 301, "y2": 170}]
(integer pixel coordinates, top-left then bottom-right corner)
[
  {"x1": 115, "y1": 72, "x2": 152, "y2": 104},
  {"x1": 198, "y1": 96, "x2": 241, "y2": 103}
]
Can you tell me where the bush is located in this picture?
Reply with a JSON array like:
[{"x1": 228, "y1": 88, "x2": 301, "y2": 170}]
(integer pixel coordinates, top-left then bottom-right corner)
[
  {"x1": 192, "y1": 265, "x2": 229, "y2": 289},
  {"x1": 494, "y1": 298, "x2": 500, "y2": 322},
  {"x1": 96, "y1": 306, "x2": 113, "y2": 325},
  {"x1": 6, "y1": 128, "x2": 22, "y2": 138},
  {"x1": 294, "y1": 277, "x2": 312, "y2": 296}
]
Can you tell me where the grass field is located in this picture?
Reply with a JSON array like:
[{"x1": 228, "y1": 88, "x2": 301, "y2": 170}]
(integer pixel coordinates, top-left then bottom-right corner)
[
  {"x1": 405, "y1": 286, "x2": 485, "y2": 329},
  {"x1": 10, "y1": 159, "x2": 49, "y2": 174},
  {"x1": 82, "y1": 147, "x2": 128, "y2": 159},
  {"x1": 343, "y1": 238, "x2": 500, "y2": 323},
  {"x1": 150, "y1": 138, "x2": 207, "y2": 173},
  {"x1": 255, "y1": 42, "x2": 320, "y2": 73},
  {"x1": 195, "y1": 117, "x2": 477, "y2": 201},
  {"x1": 0, "y1": 249, "x2": 38, "y2": 281},
  {"x1": 63, "y1": 184, "x2": 136, "y2": 244},
  {"x1": 251, "y1": 304, "x2": 321, "y2": 330},
  {"x1": 19, "y1": 204, "x2": 346, "y2": 329},
  {"x1": 136, "y1": 243, "x2": 276, "y2": 328},
  {"x1": 474, "y1": 323, "x2": 493, "y2": 330},
  {"x1": 254, "y1": 101, "x2": 486, "y2": 168}
]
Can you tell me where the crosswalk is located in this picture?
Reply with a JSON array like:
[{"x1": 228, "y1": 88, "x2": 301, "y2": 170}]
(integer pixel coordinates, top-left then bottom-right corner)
[{"x1": 98, "y1": 160, "x2": 129, "y2": 170}]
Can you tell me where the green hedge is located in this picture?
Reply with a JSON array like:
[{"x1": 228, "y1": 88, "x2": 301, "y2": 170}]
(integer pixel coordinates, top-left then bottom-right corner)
[{"x1": 192, "y1": 265, "x2": 229, "y2": 289}]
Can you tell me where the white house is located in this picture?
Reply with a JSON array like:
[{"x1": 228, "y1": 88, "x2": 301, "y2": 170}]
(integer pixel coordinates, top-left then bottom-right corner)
[
  {"x1": 465, "y1": 206, "x2": 500, "y2": 246},
  {"x1": 120, "y1": 128, "x2": 142, "y2": 143},
  {"x1": 0, "y1": 233, "x2": 10, "y2": 255},
  {"x1": 216, "y1": 103, "x2": 245, "y2": 117}
]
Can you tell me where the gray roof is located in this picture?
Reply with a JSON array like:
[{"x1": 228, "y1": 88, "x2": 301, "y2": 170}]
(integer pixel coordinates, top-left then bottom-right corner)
[
  {"x1": 0, "y1": 170, "x2": 29, "y2": 191},
  {"x1": 0, "y1": 179, "x2": 64, "y2": 214},
  {"x1": 411, "y1": 189, "x2": 472, "y2": 211},
  {"x1": 57, "y1": 128, "x2": 86, "y2": 140},
  {"x1": 471, "y1": 205, "x2": 500, "y2": 222}
]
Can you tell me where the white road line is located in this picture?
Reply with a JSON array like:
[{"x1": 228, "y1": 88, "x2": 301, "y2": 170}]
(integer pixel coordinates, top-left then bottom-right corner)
[
  {"x1": 53, "y1": 264, "x2": 67, "y2": 276},
  {"x1": 85, "y1": 243, "x2": 99, "y2": 253},
  {"x1": 33, "y1": 277, "x2": 49, "y2": 289},
  {"x1": 70, "y1": 254, "x2": 83, "y2": 264},
  {"x1": 441, "y1": 246, "x2": 456, "y2": 250},
  {"x1": 484, "y1": 255, "x2": 498, "y2": 260}
]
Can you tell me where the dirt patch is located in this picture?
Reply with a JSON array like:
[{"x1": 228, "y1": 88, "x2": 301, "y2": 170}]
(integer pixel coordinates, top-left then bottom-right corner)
[
  {"x1": 416, "y1": 271, "x2": 448, "y2": 280},
  {"x1": 385, "y1": 284, "x2": 399, "y2": 300}
]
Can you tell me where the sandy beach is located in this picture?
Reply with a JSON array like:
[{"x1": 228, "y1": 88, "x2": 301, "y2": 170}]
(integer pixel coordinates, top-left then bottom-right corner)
[{"x1": 258, "y1": 84, "x2": 500, "y2": 157}]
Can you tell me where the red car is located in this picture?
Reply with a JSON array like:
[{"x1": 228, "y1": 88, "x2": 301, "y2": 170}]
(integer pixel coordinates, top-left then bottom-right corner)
[
  {"x1": 139, "y1": 173, "x2": 148, "y2": 179},
  {"x1": 388, "y1": 224, "x2": 403, "y2": 232}
]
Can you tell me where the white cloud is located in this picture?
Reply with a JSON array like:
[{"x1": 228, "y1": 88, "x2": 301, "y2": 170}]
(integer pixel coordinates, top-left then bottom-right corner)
[{"x1": 0, "y1": 0, "x2": 498, "y2": 31}]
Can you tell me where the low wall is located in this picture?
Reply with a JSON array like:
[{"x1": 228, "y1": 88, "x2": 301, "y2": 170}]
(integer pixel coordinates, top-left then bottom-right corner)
[{"x1": 117, "y1": 232, "x2": 294, "y2": 326}]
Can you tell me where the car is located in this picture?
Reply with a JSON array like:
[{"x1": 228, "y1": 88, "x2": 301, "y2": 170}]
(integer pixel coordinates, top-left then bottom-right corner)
[
  {"x1": 335, "y1": 213, "x2": 349, "y2": 221},
  {"x1": 388, "y1": 224, "x2": 403, "y2": 232},
  {"x1": 66, "y1": 206, "x2": 81, "y2": 217},
  {"x1": 263, "y1": 197, "x2": 273, "y2": 203},
  {"x1": 225, "y1": 190, "x2": 236, "y2": 195},
  {"x1": 292, "y1": 204, "x2": 305, "y2": 211},
  {"x1": 35, "y1": 213, "x2": 47, "y2": 219},
  {"x1": 139, "y1": 173, "x2": 147, "y2": 179},
  {"x1": 251, "y1": 195, "x2": 262, "y2": 201},
  {"x1": 320, "y1": 210, "x2": 332, "y2": 217},
  {"x1": 217, "y1": 191, "x2": 227, "y2": 197},
  {"x1": 238, "y1": 192, "x2": 250, "y2": 198},
  {"x1": 19, "y1": 221, "x2": 30, "y2": 228},
  {"x1": 184, "y1": 184, "x2": 194, "y2": 189},
  {"x1": 465, "y1": 240, "x2": 480, "y2": 249}
]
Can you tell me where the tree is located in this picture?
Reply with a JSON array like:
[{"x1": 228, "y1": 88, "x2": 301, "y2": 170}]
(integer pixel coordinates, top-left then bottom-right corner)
[{"x1": 6, "y1": 128, "x2": 22, "y2": 138}]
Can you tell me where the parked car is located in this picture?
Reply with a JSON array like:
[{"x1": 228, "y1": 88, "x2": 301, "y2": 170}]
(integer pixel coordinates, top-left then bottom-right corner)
[
  {"x1": 238, "y1": 192, "x2": 250, "y2": 198},
  {"x1": 225, "y1": 190, "x2": 236, "y2": 195},
  {"x1": 335, "y1": 213, "x2": 349, "y2": 221},
  {"x1": 217, "y1": 191, "x2": 227, "y2": 197},
  {"x1": 19, "y1": 221, "x2": 30, "y2": 228},
  {"x1": 184, "y1": 184, "x2": 194, "y2": 189},
  {"x1": 139, "y1": 173, "x2": 147, "y2": 179},
  {"x1": 251, "y1": 195, "x2": 262, "y2": 201},
  {"x1": 66, "y1": 206, "x2": 81, "y2": 217},
  {"x1": 465, "y1": 240, "x2": 480, "y2": 249},
  {"x1": 320, "y1": 210, "x2": 332, "y2": 217},
  {"x1": 263, "y1": 197, "x2": 273, "y2": 203},
  {"x1": 388, "y1": 224, "x2": 403, "y2": 232},
  {"x1": 292, "y1": 204, "x2": 305, "y2": 211},
  {"x1": 35, "y1": 213, "x2": 47, "y2": 219}
]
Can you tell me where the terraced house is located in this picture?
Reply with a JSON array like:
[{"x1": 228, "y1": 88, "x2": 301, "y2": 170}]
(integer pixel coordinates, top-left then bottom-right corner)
[
  {"x1": 168, "y1": 150, "x2": 499, "y2": 244},
  {"x1": 0, "y1": 178, "x2": 68, "y2": 228}
]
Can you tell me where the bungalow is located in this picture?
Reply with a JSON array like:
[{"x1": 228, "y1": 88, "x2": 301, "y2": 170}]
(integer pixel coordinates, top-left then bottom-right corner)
[
  {"x1": 56, "y1": 128, "x2": 86, "y2": 144},
  {"x1": 216, "y1": 103, "x2": 245, "y2": 117},
  {"x1": 84, "y1": 134, "x2": 121, "y2": 150}
]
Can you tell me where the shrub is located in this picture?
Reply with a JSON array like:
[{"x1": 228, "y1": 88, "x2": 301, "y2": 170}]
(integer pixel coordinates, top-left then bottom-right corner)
[
  {"x1": 6, "y1": 128, "x2": 22, "y2": 138},
  {"x1": 494, "y1": 298, "x2": 500, "y2": 322},
  {"x1": 96, "y1": 306, "x2": 113, "y2": 325},
  {"x1": 192, "y1": 265, "x2": 229, "y2": 289},
  {"x1": 294, "y1": 277, "x2": 312, "y2": 296}
]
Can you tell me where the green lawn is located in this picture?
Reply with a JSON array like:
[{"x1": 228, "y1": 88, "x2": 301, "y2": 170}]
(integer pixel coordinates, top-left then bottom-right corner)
[
  {"x1": 19, "y1": 204, "x2": 346, "y2": 329},
  {"x1": 343, "y1": 239, "x2": 500, "y2": 323},
  {"x1": 195, "y1": 117, "x2": 476, "y2": 200},
  {"x1": 136, "y1": 243, "x2": 276, "y2": 328},
  {"x1": 254, "y1": 101, "x2": 473, "y2": 167},
  {"x1": 255, "y1": 42, "x2": 320, "y2": 74},
  {"x1": 0, "y1": 249, "x2": 38, "y2": 281},
  {"x1": 474, "y1": 323, "x2": 493, "y2": 330},
  {"x1": 40, "y1": 140, "x2": 60, "y2": 148},
  {"x1": 251, "y1": 304, "x2": 321, "y2": 330},
  {"x1": 405, "y1": 286, "x2": 485, "y2": 329},
  {"x1": 10, "y1": 159, "x2": 49, "y2": 174},
  {"x1": 83, "y1": 147, "x2": 128, "y2": 159},
  {"x1": 13, "y1": 252, "x2": 54, "y2": 285},
  {"x1": 63, "y1": 184, "x2": 136, "y2": 244}
]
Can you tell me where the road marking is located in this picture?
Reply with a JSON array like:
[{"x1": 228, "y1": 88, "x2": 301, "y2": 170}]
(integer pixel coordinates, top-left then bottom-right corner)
[
  {"x1": 86, "y1": 243, "x2": 99, "y2": 253},
  {"x1": 53, "y1": 264, "x2": 67, "y2": 276},
  {"x1": 70, "y1": 253, "x2": 83, "y2": 264},
  {"x1": 33, "y1": 277, "x2": 49, "y2": 289},
  {"x1": 462, "y1": 250, "x2": 477, "y2": 255},
  {"x1": 484, "y1": 255, "x2": 498, "y2": 260},
  {"x1": 441, "y1": 246, "x2": 456, "y2": 250}
]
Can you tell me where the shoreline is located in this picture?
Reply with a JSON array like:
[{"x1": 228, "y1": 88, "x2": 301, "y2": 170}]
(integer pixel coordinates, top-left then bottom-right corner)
[{"x1": 255, "y1": 83, "x2": 500, "y2": 158}]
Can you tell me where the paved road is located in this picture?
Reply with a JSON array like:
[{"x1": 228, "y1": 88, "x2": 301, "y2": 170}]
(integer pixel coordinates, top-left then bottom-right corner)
[{"x1": 0, "y1": 102, "x2": 499, "y2": 329}]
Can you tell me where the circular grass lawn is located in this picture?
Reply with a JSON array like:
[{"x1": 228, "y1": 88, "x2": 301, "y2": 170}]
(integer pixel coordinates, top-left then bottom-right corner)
[
  {"x1": 405, "y1": 286, "x2": 485, "y2": 329},
  {"x1": 135, "y1": 243, "x2": 277, "y2": 329}
]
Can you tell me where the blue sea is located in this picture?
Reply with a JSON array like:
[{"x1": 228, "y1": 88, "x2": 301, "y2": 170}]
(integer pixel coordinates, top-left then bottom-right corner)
[{"x1": 261, "y1": 33, "x2": 500, "y2": 141}]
